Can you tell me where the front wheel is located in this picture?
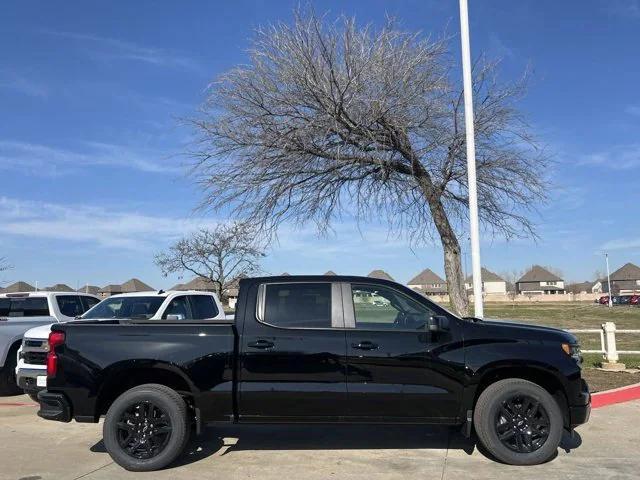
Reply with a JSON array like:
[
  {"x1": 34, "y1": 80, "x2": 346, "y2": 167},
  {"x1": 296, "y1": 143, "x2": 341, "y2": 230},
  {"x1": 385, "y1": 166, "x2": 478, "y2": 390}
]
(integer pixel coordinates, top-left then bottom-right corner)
[
  {"x1": 474, "y1": 378, "x2": 564, "y2": 465},
  {"x1": 103, "y1": 384, "x2": 190, "y2": 471}
]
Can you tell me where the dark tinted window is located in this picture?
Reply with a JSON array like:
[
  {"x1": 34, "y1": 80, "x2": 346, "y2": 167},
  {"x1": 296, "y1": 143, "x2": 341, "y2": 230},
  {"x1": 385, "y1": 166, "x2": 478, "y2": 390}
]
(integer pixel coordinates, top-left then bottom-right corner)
[
  {"x1": 351, "y1": 284, "x2": 435, "y2": 330},
  {"x1": 82, "y1": 296, "x2": 164, "y2": 319},
  {"x1": 263, "y1": 283, "x2": 331, "y2": 329},
  {"x1": 189, "y1": 295, "x2": 218, "y2": 319},
  {"x1": 163, "y1": 296, "x2": 192, "y2": 320},
  {"x1": 56, "y1": 295, "x2": 84, "y2": 317},
  {"x1": 80, "y1": 296, "x2": 100, "y2": 312},
  {"x1": 0, "y1": 297, "x2": 50, "y2": 317}
]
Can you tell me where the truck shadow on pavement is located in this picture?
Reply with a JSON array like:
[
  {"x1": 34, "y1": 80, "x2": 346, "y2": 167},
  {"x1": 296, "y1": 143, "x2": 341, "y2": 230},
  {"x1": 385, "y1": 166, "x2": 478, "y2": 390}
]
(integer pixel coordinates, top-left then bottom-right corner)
[{"x1": 90, "y1": 424, "x2": 583, "y2": 469}]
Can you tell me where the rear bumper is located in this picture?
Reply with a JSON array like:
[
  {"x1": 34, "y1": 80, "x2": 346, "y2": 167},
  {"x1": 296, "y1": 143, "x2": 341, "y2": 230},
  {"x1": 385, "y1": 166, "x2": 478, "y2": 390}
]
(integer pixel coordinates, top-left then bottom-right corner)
[{"x1": 37, "y1": 391, "x2": 72, "y2": 422}]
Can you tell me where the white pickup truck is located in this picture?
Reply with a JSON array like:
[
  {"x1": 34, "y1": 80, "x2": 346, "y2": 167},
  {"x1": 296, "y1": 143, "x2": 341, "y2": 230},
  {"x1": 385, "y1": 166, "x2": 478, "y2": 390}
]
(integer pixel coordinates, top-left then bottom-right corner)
[
  {"x1": 17, "y1": 290, "x2": 226, "y2": 399},
  {"x1": 0, "y1": 291, "x2": 100, "y2": 396}
]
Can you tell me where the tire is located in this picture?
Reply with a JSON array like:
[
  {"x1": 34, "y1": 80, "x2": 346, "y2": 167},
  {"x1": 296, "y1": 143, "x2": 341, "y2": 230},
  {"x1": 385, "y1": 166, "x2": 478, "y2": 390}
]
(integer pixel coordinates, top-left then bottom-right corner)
[
  {"x1": 0, "y1": 344, "x2": 22, "y2": 396},
  {"x1": 27, "y1": 392, "x2": 40, "y2": 402},
  {"x1": 103, "y1": 384, "x2": 190, "y2": 471},
  {"x1": 474, "y1": 378, "x2": 563, "y2": 465}
]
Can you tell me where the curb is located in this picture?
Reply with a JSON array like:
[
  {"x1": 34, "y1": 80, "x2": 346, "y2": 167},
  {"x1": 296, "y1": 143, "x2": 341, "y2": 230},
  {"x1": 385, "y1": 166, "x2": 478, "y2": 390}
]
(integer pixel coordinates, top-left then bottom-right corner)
[{"x1": 591, "y1": 382, "x2": 640, "y2": 409}]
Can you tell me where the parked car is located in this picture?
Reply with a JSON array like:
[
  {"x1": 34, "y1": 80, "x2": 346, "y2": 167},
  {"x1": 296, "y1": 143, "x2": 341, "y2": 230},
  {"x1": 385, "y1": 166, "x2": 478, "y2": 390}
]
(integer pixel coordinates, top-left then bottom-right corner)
[
  {"x1": 37, "y1": 275, "x2": 590, "y2": 470},
  {"x1": 630, "y1": 295, "x2": 640, "y2": 306},
  {"x1": 17, "y1": 290, "x2": 225, "y2": 400},
  {"x1": 598, "y1": 295, "x2": 610, "y2": 305},
  {"x1": 0, "y1": 291, "x2": 100, "y2": 396}
]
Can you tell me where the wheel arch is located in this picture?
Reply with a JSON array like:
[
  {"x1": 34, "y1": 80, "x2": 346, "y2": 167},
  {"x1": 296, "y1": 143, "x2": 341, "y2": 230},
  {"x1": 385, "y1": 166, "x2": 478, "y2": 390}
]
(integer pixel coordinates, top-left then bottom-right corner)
[
  {"x1": 95, "y1": 361, "x2": 199, "y2": 418},
  {"x1": 466, "y1": 363, "x2": 571, "y2": 429}
]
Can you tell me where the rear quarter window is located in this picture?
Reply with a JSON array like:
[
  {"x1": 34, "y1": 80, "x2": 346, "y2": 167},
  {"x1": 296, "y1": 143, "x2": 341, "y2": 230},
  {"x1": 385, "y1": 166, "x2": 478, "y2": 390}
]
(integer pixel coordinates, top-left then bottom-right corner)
[
  {"x1": 189, "y1": 295, "x2": 219, "y2": 319},
  {"x1": 0, "y1": 297, "x2": 50, "y2": 317}
]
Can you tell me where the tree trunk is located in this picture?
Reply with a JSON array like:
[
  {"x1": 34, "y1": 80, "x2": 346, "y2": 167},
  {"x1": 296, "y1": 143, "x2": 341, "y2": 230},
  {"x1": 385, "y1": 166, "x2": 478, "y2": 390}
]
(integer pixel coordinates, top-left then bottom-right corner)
[{"x1": 413, "y1": 170, "x2": 469, "y2": 316}]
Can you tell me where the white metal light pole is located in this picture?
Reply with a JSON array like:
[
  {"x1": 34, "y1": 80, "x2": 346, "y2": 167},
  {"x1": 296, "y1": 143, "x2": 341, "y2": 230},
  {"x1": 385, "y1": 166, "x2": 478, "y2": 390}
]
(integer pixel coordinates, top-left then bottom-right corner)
[
  {"x1": 459, "y1": 0, "x2": 484, "y2": 318},
  {"x1": 605, "y1": 253, "x2": 612, "y2": 307}
]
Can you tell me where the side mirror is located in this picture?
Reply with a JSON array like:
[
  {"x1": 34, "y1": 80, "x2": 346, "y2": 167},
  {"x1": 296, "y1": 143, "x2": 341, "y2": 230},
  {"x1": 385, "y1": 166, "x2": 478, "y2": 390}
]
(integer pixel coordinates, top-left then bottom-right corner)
[
  {"x1": 166, "y1": 313, "x2": 185, "y2": 321},
  {"x1": 428, "y1": 315, "x2": 450, "y2": 332}
]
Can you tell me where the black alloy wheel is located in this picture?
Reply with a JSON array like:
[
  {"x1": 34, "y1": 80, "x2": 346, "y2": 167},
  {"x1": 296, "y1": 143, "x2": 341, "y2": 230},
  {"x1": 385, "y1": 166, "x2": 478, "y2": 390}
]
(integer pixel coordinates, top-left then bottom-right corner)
[
  {"x1": 494, "y1": 395, "x2": 550, "y2": 453},
  {"x1": 117, "y1": 400, "x2": 173, "y2": 459}
]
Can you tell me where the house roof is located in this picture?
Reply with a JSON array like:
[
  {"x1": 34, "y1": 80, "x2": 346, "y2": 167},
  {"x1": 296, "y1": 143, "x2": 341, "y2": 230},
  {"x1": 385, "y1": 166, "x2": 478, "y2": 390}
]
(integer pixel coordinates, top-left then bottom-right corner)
[
  {"x1": 121, "y1": 278, "x2": 154, "y2": 292},
  {"x1": 45, "y1": 283, "x2": 74, "y2": 292},
  {"x1": 465, "y1": 267, "x2": 505, "y2": 283},
  {"x1": 517, "y1": 265, "x2": 563, "y2": 283},
  {"x1": 407, "y1": 269, "x2": 445, "y2": 285},
  {"x1": 324, "y1": 270, "x2": 337, "y2": 275},
  {"x1": 367, "y1": 269, "x2": 395, "y2": 281},
  {"x1": 169, "y1": 283, "x2": 185, "y2": 290},
  {"x1": 77, "y1": 285, "x2": 100, "y2": 295},
  {"x1": 2, "y1": 281, "x2": 36, "y2": 293},
  {"x1": 99, "y1": 284, "x2": 123, "y2": 293},
  {"x1": 181, "y1": 276, "x2": 217, "y2": 291},
  {"x1": 610, "y1": 262, "x2": 640, "y2": 281},
  {"x1": 280, "y1": 272, "x2": 290, "y2": 276}
]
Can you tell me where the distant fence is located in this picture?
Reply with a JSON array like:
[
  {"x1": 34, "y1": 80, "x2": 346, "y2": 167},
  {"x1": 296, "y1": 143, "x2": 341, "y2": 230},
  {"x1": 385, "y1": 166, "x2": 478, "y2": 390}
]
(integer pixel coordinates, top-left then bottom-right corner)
[
  {"x1": 568, "y1": 322, "x2": 640, "y2": 364},
  {"x1": 430, "y1": 292, "x2": 600, "y2": 304}
]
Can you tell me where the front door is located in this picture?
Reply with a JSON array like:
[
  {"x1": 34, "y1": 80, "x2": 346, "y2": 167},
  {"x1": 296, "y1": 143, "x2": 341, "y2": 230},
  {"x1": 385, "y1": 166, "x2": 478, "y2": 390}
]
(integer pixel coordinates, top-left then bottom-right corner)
[
  {"x1": 238, "y1": 281, "x2": 348, "y2": 422},
  {"x1": 344, "y1": 283, "x2": 464, "y2": 422}
]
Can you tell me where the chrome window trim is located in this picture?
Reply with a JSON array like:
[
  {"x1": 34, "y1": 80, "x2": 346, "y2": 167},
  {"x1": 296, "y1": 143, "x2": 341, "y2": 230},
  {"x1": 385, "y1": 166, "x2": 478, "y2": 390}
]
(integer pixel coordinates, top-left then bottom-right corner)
[{"x1": 255, "y1": 281, "x2": 347, "y2": 331}]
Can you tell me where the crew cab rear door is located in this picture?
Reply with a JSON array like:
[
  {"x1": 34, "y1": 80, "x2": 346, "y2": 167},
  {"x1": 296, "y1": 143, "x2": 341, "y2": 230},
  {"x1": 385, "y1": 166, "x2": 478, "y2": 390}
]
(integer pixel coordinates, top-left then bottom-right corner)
[
  {"x1": 238, "y1": 281, "x2": 348, "y2": 422},
  {"x1": 344, "y1": 282, "x2": 463, "y2": 422}
]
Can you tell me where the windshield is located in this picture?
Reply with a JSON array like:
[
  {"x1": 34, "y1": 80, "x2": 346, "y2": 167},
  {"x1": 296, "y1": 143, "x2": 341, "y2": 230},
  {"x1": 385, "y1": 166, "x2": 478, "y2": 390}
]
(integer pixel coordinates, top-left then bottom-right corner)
[{"x1": 82, "y1": 296, "x2": 165, "y2": 320}]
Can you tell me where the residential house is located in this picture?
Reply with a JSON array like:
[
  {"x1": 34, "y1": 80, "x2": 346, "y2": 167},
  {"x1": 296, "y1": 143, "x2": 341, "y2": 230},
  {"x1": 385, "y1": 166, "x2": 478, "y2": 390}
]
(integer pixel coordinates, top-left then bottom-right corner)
[
  {"x1": 464, "y1": 267, "x2": 507, "y2": 295},
  {"x1": 566, "y1": 281, "x2": 596, "y2": 295},
  {"x1": 224, "y1": 275, "x2": 247, "y2": 310},
  {"x1": 98, "y1": 284, "x2": 124, "y2": 298},
  {"x1": 598, "y1": 262, "x2": 640, "y2": 295},
  {"x1": 121, "y1": 278, "x2": 154, "y2": 293},
  {"x1": 324, "y1": 270, "x2": 337, "y2": 276},
  {"x1": 516, "y1": 266, "x2": 565, "y2": 295},
  {"x1": 2, "y1": 281, "x2": 36, "y2": 293},
  {"x1": 367, "y1": 269, "x2": 395, "y2": 281},
  {"x1": 407, "y1": 269, "x2": 448, "y2": 296},
  {"x1": 77, "y1": 285, "x2": 101, "y2": 296}
]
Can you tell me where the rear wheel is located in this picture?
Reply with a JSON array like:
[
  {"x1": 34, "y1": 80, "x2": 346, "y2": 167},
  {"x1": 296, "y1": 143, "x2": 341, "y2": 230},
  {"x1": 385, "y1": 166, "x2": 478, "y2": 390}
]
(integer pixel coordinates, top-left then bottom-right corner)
[
  {"x1": 0, "y1": 344, "x2": 22, "y2": 396},
  {"x1": 474, "y1": 378, "x2": 563, "y2": 465},
  {"x1": 103, "y1": 384, "x2": 190, "y2": 471}
]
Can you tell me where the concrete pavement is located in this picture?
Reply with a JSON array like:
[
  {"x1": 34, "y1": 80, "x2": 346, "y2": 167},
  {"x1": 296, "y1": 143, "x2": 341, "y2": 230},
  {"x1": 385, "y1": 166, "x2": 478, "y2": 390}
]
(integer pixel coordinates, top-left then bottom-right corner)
[{"x1": 1, "y1": 395, "x2": 638, "y2": 480}]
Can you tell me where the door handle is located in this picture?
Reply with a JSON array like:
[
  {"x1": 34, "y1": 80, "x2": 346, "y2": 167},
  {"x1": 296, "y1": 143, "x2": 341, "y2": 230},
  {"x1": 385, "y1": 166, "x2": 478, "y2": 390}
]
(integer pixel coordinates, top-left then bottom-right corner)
[
  {"x1": 248, "y1": 339, "x2": 275, "y2": 349},
  {"x1": 351, "y1": 341, "x2": 378, "y2": 351}
]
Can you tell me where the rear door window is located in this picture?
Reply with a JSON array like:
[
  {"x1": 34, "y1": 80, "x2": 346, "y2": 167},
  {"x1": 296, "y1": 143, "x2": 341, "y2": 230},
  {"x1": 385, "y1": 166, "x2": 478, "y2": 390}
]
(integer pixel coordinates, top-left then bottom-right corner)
[
  {"x1": 162, "y1": 296, "x2": 193, "y2": 320},
  {"x1": 262, "y1": 283, "x2": 332, "y2": 329},
  {"x1": 79, "y1": 296, "x2": 100, "y2": 312},
  {"x1": 0, "y1": 297, "x2": 50, "y2": 317},
  {"x1": 189, "y1": 295, "x2": 219, "y2": 319},
  {"x1": 56, "y1": 295, "x2": 85, "y2": 317}
]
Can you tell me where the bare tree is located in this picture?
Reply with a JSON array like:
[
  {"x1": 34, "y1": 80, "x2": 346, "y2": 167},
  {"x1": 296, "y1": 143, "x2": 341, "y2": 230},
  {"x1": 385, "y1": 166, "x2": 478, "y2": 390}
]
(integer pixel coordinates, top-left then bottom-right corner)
[
  {"x1": 190, "y1": 11, "x2": 548, "y2": 315},
  {"x1": 154, "y1": 223, "x2": 265, "y2": 299},
  {"x1": 0, "y1": 257, "x2": 11, "y2": 285}
]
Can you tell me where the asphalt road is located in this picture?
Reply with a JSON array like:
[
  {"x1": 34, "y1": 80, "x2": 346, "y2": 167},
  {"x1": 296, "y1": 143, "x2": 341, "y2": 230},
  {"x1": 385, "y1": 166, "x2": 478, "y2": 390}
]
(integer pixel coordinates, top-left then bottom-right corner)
[{"x1": 1, "y1": 394, "x2": 638, "y2": 480}]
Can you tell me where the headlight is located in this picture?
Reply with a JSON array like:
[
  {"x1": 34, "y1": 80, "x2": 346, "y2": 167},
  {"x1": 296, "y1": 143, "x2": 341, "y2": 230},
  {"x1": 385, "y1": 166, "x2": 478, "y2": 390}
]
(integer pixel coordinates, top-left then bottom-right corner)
[{"x1": 562, "y1": 343, "x2": 582, "y2": 365}]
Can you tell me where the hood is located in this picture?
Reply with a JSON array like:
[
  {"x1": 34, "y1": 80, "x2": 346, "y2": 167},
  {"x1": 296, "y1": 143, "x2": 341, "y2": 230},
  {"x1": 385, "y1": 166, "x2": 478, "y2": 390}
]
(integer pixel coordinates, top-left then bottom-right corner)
[
  {"x1": 471, "y1": 318, "x2": 578, "y2": 344},
  {"x1": 23, "y1": 323, "x2": 55, "y2": 340}
]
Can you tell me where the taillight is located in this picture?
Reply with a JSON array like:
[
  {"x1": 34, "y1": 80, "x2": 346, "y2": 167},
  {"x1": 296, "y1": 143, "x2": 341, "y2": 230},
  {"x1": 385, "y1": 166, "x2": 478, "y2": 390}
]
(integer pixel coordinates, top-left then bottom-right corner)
[{"x1": 46, "y1": 331, "x2": 65, "y2": 378}]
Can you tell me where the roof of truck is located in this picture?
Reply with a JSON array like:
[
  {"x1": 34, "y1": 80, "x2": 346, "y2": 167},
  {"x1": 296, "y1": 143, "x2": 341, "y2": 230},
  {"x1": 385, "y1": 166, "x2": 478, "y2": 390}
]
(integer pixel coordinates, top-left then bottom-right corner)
[{"x1": 105, "y1": 290, "x2": 219, "y2": 299}]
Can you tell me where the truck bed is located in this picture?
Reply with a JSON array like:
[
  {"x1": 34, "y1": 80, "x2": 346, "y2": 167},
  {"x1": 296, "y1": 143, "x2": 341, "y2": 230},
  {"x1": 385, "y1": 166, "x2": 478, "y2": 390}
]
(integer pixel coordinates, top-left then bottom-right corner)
[{"x1": 48, "y1": 320, "x2": 237, "y2": 423}]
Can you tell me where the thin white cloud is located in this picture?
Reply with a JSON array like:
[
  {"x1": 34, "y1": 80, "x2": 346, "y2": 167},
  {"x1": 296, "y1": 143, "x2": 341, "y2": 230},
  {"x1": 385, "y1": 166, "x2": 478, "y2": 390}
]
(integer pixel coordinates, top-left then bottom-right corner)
[
  {"x1": 606, "y1": 0, "x2": 640, "y2": 18},
  {"x1": 626, "y1": 105, "x2": 640, "y2": 116},
  {"x1": 40, "y1": 30, "x2": 202, "y2": 71},
  {"x1": 578, "y1": 144, "x2": 640, "y2": 170},
  {"x1": 0, "y1": 196, "x2": 217, "y2": 251},
  {"x1": 0, "y1": 70, "x2": 48, "y2": 97},
  {"x1": 0, "y1": 140, "x2": 182, "y2": 176},
  {"x1": 600, "y1": 238, "x2": 640, "y2": 251}
]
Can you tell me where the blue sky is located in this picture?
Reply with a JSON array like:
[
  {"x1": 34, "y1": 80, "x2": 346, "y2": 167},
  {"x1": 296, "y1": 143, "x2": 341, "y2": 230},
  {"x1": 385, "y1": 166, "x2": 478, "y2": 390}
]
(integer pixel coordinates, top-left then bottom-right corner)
[{"x1": 1, "y1": 0, "x2": 640, "y2": 289}]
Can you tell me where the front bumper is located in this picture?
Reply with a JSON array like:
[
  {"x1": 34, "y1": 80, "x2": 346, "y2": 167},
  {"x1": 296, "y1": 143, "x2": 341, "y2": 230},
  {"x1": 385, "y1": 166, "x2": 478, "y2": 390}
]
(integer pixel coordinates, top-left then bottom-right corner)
[
  {"x1": 37, "y1": 391, "x2": 72, "y2": 422},
  {"x1": 16, "y1": 367, "x2": 47, "y2": 393},
  {"x1": 570, "y1": 378, "x2": 591, "y2": 427}
]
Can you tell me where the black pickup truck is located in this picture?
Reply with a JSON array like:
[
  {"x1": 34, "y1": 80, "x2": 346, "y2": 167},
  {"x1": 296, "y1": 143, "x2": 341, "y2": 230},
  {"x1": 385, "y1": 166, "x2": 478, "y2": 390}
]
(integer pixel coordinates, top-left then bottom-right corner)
[{"x1": 38, "y1": 275, "x2": 590, "y2": 471}]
